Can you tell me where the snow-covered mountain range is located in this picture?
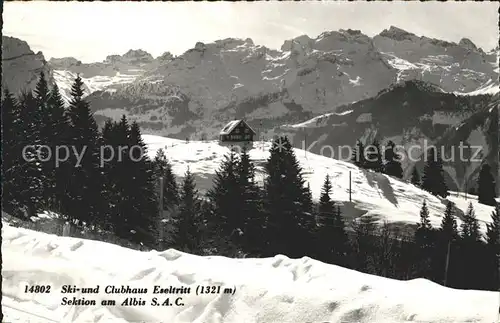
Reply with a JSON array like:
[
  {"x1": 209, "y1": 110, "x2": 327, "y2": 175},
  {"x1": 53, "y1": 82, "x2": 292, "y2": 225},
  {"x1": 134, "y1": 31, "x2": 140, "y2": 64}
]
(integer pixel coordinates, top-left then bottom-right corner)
[{"x1": 2, "y1": 26, "x2": 498, "y2": 190}]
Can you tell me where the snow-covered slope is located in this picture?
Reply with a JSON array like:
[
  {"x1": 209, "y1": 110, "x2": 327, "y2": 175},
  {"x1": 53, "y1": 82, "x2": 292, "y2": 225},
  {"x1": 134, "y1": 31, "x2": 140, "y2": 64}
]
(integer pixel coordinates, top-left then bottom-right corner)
[
  {"x1": 2, "y1": 223, "x2": 497, "y2": 323},
  {"x1": 143, "y1": 135, "x2": 496, "y2": 233}
]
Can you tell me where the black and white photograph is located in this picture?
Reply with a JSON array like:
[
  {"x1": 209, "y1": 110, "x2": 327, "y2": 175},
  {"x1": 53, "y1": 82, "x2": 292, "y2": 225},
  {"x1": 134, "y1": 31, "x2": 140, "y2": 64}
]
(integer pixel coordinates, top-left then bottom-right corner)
[{"x1": 1, "y1": 1, "x2": 499, "y2": 322}]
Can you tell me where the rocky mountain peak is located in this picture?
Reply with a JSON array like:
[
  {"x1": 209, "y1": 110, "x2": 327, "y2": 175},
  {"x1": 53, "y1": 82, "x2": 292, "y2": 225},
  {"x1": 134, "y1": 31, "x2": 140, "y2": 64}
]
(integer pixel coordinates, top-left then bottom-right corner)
[
  {"x1": 458, "y1": 38, "x2": 478, "y2": 51},
  {"x1": 2, "y1": 36, "x2": 53, "y2": 95},
  {"x1": 214, "y1": 37, "x2": 254, "y2": 50},
  {"x1": 123, "y1": 49, "x2": 153, "y2": 60},
  {"x1": 49, "y1": 57, "x2": 82, "y2": 69},
  {"x1": 379, "y1": 26, "x2": 417, "y2": 41},
  {"x1": 158, "y1": 51, "x2": 174, "y2": 61},
  {"x1": 2, "y1": 36, "x2": 33, "y2": 58},
  {"x1": 281, "y1": 35, "x2": 313, "y2": 52}
]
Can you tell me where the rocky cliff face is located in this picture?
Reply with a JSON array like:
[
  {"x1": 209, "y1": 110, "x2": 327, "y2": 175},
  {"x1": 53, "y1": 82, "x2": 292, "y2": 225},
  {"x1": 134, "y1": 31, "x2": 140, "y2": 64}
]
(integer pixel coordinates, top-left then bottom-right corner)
[
  {"x1": 53, "y1": 26, "x2": 496, "y2": 140},
  {"x1": 279, "y1": 81, "x2": 498, "y2": 191},
  {"x1": 1, "y1": 36, "x2": 54, "y2": 95}
]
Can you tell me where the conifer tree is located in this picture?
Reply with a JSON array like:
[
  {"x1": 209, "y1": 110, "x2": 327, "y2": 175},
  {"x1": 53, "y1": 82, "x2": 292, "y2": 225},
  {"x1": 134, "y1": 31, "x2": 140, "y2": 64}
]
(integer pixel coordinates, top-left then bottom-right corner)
[
  {"x1": 65, "y1": 75, "x2": 103, "y2": 226},
  {"x1": 416, "y1": 200, "x2": 433, "y2": 239},
  {"x1": 175, "y1": 168, "x2": 203, "y2": 253},
  {"x1": 125, "y1": 121, "x2": 159, "y2": 247},
  {"x1": 206, "y1": 150, "x2": 242, "y2": 253},
  {"x1": 477, "y1": 163, "x2": 496, "y2": 206},
  {"x1": 316, "y1": 175, "x2": 350, "y2": 266},
  {"x1": 365, "y1": 139, "x2": 384, "y2": 172},
  {"x1": 318, "y1": 175, "x2": 335, "y2": 218},
  {"x1": 34, "y1": 72, "x2": 55, "y2": 207},
  {"x1": 411, "y1": 167, "x2": 421, "y2": 186},
  {"x1": 316, "y1": 174, "x2": 336, "y2": 262},
  {"x1": 414, "y1": 200, "x2": 435, "y2": 278},
  {"x1": 351, "y1": 140, "x2": 366, "y2": 168},
  {"x1": 47, "y1": 83, "x2": 71, "y2": 213},
  {"x1": 236, "y1": 145, "x2": 264, "y2": 255},
  {"x1": 351, "y1": 214, "x2": 378, "y2": 272},
  {"x1": 152, "y1": 148, "x2": 179, "y2": 209},
  {"x1": 461, "y1": 202, "x2": 481, "y2": 243},
  {"x1": 421, "y1": 148, "x2": 448, "y2": 197},
  {"x1": 486, "y1": 204, "x2": 500, "y2": 289},
  {"x1": 436, "y1": 201, "x2": 459, "y2": 285},
  {"x1": 460, "y1": 202, "x2": 484, "y2": 289},
  {"x1": 486, "y1": 204, "x2": 500, "y2": 248},
  {"x1": 263, "y1": 136, "x2": 315, "y2": 258},
  {"x1": 332, "y1": 204, "x2": 349, "y2": 264},
  {"x1": 1, "y1": 90, "x2": 23, "y2": 212},
  {"x1": 440, "y1": 201, "x2": 458, "y2": 241},
  {"x1": 100, "y1": 119, "x2": 116, "y2": 227},
  {"x1": 34, "y1": 71, "x2": 51, "y2": 147},
  {"x1": 102, "y1": 116, "x2": 131, "y2": 233},
  {"x1": 15, "y1": 91, "x2": 44, "y2": 216},
  {"x1": 383, "y1": 141, "x2": 403, "y2": 178}
]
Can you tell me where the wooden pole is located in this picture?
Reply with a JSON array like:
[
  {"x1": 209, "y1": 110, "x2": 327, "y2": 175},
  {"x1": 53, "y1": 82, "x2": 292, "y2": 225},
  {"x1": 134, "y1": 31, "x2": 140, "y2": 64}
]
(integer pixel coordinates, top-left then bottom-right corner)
[
  {"x1": 304, "y1": 128, "x2": 307, "y2": 158},
  {"x1": 349, "y1": 171, "x2": 352, "y2": 202},
  {"x1": 444, "y1": 240, "x2": 451, "y2": 286},
  {"x1": 158, "y1": 177, "x2": 164, "y2": 249}
]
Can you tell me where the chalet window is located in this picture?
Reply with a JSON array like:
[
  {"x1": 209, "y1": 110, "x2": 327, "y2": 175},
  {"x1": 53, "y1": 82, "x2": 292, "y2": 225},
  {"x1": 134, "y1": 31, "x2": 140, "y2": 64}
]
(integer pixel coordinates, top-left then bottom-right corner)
[
  {"x1": 244, "y1": 128, "x2": 249, "y2": 133},
  {"x1": 234, "y1": 128, "x2": 240, "y2": 134},
  {"x1": 244, "y1": 135, "x2": 250, "y2": 140}
]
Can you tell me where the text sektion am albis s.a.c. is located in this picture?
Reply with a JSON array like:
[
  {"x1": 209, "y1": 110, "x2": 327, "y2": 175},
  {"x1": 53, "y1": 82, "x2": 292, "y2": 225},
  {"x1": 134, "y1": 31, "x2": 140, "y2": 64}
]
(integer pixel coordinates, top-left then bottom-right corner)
[{"x1": 23, "y1": 284, "x2": 236, "y2": 307}]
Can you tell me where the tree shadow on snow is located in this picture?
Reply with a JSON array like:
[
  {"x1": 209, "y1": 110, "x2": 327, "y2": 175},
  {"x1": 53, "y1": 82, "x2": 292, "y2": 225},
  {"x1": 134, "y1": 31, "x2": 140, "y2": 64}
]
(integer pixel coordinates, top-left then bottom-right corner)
[{"x1": 362, "y1": 170, "x2": 399, "y2": 207}]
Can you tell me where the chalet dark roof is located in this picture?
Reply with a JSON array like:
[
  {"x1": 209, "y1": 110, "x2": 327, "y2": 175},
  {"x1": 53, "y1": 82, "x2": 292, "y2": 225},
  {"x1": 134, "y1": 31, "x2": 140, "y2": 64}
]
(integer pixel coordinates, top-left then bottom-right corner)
[{"x1": 219, "y1": 120, "x2": 256, "y2": 135}]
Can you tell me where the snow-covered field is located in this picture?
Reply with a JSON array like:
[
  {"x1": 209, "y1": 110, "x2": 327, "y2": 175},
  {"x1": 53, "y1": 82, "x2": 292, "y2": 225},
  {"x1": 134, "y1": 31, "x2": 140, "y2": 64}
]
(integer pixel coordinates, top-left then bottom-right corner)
[
  {"x1": 2, "y1": 223, "x2": 498, "y2": 323},
  {"x1": 143, "y1": 135, "x2": 496, "y2": 232}
]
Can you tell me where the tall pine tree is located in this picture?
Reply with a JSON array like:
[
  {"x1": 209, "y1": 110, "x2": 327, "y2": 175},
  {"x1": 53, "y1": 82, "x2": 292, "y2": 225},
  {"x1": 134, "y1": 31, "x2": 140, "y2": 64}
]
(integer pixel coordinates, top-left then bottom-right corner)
[
  {"x1": 152, "y1": 148, "x2": 179, "y2": 209},
  {"x1": 206, "y1": 150, "x2": 243, "y2": 254},
  {"x1": 421, "y1": 148, "x2": 448, "y2": 197},
  {"x1": 47, "y1": 82, "x2": 71, "y2": 214},
  {"x1": 15, "y1": 91, "x2": 44, "y2": 216},
  {"x1": 1, "y1": 90, "x2": 23, "y2": 213},
  {"x1": 383, "y1": 141, "x2": 403, "y2": 178},
  {"x1": 461, "y1": 202, "x2": 481, "y2": 243},
  {"x1": 414, "y1": 200, "x2": 435, "y2": 279},
  {"x1": 316, "y1": 174, "x2": 349, "y2": 265},
  {"x1": 263, "y1": 136, "x2": 315, "y2": 258},
  {"x1": 125, "y1": 121, "x2": 159, "y2": 247},
  {"x1": 486, "y1": 204, "x2": 500, "y2": 290},
  {"x1": 65, "y1": 75, "x2": 103, "y2": 226},
  {"x1": 477, "y1": 163, "x2": 496, "y2": 206},
  {"x1": 236, "y1": 145, "x2": 264, "y2": 256},
  {"x1": 437, "y1": 201, "x2": 459, "y2": 285},
  {"x1": 459, "y1": 202, "x2": 483, "y2": 289},
  {"x1": 174, "y1": 168, "x2": 203, "y2": 254}
]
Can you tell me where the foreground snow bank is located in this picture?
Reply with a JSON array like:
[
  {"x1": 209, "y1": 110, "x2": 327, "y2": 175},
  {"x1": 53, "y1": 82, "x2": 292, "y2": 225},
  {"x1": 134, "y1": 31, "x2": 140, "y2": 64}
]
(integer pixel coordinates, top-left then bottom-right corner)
[{"x1": 2, "y1": 224, "x2": 497, "y2": 323}]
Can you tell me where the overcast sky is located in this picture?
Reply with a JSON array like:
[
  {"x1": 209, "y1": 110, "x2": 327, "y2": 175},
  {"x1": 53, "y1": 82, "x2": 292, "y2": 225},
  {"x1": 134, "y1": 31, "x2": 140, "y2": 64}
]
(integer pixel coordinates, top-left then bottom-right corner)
[{"x1": 3, "y1": 1, "x2": 499, "y2": 63}]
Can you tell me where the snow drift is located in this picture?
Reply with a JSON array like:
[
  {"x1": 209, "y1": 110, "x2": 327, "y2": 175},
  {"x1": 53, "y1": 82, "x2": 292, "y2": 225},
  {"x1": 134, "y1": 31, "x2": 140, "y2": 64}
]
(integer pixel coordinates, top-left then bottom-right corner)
[{"x1": 2, "y1": 223, "x2": 498, "y2": 323}]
